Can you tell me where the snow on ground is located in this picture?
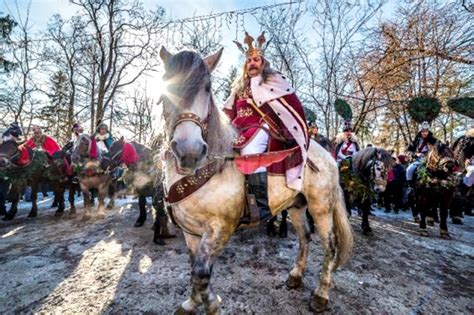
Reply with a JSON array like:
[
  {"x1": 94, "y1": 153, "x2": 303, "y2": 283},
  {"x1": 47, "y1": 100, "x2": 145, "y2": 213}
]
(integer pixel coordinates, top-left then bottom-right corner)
[{"x1": 0, "y1": 195, "x2": 473, "y2": 314}]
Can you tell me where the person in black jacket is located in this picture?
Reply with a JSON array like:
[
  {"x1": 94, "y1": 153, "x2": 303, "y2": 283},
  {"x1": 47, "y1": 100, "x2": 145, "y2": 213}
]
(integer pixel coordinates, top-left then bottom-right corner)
[
  {"x1": 384, "y1": 156, "x2": 407, "y2": 213},
  {"x1": 406, "y1": 121, "x2": 438, "y2": 185}
]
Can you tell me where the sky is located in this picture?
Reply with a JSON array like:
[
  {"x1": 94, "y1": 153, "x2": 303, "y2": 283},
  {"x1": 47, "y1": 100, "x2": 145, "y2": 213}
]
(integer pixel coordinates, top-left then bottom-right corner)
[{"x1": 0, "y1": 0, "x2": 400, "y2": 137}]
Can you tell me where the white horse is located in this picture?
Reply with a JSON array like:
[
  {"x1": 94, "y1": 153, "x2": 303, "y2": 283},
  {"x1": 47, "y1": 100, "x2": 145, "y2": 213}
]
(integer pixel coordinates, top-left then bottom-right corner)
[{"x1": 159, "y1": 47, "x2": 353, "y2": 314}]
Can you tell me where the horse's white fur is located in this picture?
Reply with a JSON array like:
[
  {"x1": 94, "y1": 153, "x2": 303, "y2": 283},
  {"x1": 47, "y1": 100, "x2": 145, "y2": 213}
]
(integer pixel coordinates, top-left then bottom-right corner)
[{"x1": 160, "y1": 47, "x2": 353, "y2": 313}]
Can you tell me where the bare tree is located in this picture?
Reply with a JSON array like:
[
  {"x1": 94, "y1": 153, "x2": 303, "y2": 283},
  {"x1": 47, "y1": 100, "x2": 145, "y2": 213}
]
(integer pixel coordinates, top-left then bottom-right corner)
[{"x1": 70, "y1": 0, "x2": 166, "y2": 129}]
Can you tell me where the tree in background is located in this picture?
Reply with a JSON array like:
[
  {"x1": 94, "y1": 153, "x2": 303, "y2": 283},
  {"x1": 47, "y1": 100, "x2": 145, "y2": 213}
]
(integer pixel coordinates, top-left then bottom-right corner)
[{"x1": 41, "y1": 71, "x2": 70, "y2": 144}]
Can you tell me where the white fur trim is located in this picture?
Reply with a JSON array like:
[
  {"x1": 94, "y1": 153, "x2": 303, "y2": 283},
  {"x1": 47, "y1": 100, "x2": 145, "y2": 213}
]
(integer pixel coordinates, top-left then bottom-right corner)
[
  {"x1": 251, "y1": 74, "x2": 294, "y2": 106},
  {"x1": 268, "y1": 99, "x2": 307, "y2": 191}
]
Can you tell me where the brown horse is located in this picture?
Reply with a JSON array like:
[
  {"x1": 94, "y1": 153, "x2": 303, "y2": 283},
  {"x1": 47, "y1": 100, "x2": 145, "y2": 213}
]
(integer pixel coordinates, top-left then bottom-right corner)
[
  {"x1": 158, "y1": 47, "x2": 353, "y2": 314},
  {"x1": 415, "y1": 141, "x2": 457, "y2": 239},
  {"x1": 71, "y1": 134, "x2": 112, "y2": 220}
]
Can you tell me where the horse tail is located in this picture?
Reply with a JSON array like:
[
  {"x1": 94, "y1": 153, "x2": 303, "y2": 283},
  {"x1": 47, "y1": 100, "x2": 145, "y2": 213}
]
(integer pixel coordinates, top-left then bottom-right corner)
[{"x1": 332, "y1": 184, "x2": 353, "y2": 269}]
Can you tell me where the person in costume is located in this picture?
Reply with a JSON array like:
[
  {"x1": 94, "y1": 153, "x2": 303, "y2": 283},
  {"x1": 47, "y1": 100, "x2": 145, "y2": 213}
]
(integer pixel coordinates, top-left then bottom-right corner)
[
  {"x1": 94, "y1": 122, "x2": 114, "y2": 156},
  {"x1": 406, "y1": 121, "x2": 438, "y2": 185},
  {"x1": 223, "y1": 31, "x2": 309, "y2": 220},
  {"x1": 22, "y1": 125, "x2": 61, "y2": 157},
  {"x1": 335, "y1": 121, "x2": 360, "y2": 164}
]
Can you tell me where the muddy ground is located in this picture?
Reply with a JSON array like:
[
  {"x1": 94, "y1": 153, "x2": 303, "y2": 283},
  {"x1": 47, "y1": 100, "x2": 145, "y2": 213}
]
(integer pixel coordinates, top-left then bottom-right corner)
[{"x1": 0, "y1": 196, "x2": 473, "y2": 314}]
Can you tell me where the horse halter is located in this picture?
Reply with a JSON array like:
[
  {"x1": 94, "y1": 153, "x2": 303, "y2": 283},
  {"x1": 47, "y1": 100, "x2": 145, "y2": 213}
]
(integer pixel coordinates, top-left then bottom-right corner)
[{"x1": 169, "y1": 97, "x2": 212, "y2": 142}]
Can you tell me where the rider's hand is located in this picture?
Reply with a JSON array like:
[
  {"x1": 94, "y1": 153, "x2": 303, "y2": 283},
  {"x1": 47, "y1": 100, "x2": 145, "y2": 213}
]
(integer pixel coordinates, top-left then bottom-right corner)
[{"x1": 18, "y1": 143, "x2": 26, "y2": 151}]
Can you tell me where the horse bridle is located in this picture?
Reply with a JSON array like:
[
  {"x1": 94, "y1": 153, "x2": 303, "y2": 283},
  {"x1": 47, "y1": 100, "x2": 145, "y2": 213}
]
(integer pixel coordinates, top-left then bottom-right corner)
[
  {"x1": 364, "y1": 152, "x2": 386, "y2": 188},
  {"x1": 168, "y1": 97, "x2": 212, "y2": 143}
]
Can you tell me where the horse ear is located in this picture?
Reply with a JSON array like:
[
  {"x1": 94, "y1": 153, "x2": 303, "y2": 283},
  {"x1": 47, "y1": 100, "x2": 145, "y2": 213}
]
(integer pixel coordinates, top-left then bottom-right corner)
[
  {"x1": 120, "y1": 136, "x2": 124, "y2": 142},
  {"x1": 204, "y1": 47, "x2": 223, "y2": 73},
  {"x1": 160, "y1": 46, "x2": 172, "y2": 65}
]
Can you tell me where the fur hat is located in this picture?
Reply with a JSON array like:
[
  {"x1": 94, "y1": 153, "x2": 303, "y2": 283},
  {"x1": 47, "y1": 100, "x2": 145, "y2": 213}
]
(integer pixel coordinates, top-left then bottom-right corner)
[{"x1": 419, "y1": 121, "x2": 430, "y2": 131}]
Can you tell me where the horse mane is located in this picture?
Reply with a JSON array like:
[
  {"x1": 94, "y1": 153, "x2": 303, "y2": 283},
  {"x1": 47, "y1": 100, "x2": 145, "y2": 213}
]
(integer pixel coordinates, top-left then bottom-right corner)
[
  {"x1": 352, "y1": 147, "x2": 392, "y2": 175},
  {"x1": 426, "y1": 141, "x2": 453, "y2": 170},
  {"x1": 164, "y1": 50, "x2": 211, "y2": 104},
  {"x1": 163, "y1": 50, "x2": 237, "y2": 156}
]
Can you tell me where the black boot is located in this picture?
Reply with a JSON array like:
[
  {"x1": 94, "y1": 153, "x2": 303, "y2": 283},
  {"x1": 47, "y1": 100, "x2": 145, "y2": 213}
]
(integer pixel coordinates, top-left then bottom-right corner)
[{"x1": 241, "y1": 172, "x2": 271, "y2": 226}]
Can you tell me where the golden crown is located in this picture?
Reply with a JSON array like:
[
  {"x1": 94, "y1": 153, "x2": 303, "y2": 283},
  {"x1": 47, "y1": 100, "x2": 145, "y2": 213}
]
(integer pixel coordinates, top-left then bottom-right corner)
[{"x1": 233, "y1": 31, "x2": 266, "y2": 57}]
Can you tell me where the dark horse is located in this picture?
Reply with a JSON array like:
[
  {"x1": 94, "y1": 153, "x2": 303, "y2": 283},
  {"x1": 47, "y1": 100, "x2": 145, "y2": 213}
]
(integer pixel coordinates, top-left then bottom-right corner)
[
  {"x1": 450, "y1": 131, "x2": 474, "y2": 219},
  {"x1": 340, "y1": 147, "x2": 393, "y2": 235},
  {"x1": 46, "y1": 150, "x2": 80, "y2": 217},
  {"x1": 0, "y1": 140, "x2": 49, "y2": 220},
  {"x1": 414, "y1": 141, "x2": 457, "y2": 239},
  {"x1": 107, "y1": 138, "x2": 175, "y2": 245}
]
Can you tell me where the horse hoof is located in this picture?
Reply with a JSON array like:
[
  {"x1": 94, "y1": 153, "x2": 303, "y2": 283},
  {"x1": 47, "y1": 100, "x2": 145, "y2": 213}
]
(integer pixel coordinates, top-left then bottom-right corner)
[
  {"x1": 419, "y1": 229, "x2": 429, "y2": 237},
  {"x1": 153, "y1": 237, "x2": 166, "y2": 246},
  {"x1": 134, "y1": 220, "x2": 145, "y2": 227},
  {"x1": 440, "y1": 230, "x2": 451, "y2": 240},
  {"x1": 3, "y1": 213, "x2": 15, "y2": 221},
  {"x1": 174, "y1": 306, "x2": 196, "y2": 315},
  {"x1": 28, "y1": 211, "x2": 37, "y2": 218},
  {"x1": 266, "y1": 224, "x2": 277, "y2": 237},
  {"x1": 286, "y1": 275, "x2": 303, "y2": 289},
  {"x1": 54, "y1": 211, "x2": 64, "y2": 217},
  {"x1": 362, "y1": 227, "x2": 373, "y2": 236},
  {"x1": 452, "y1": 217, "x2": 463, "y2": 225},
  {"x1": 82, "y1": 215, "x2": 91, "y2": 221},
  {"x1": 414, "y1": 217, "x2": 420, "y2": 224},
  {"x1": 310, "y1": 295, "x2": 329, "y2": 313}
]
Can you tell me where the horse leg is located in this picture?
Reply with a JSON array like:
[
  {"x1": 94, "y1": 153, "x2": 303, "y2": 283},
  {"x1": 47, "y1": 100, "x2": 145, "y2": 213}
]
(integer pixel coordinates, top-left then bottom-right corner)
[
  {"x1": 307, "y1": 202, "x2": 338, "y2": 312},
  {"x1": 439, "y1": 190, "x2": 452, "y2": 239},
  {"x1": 266, "y1": 216, "x2": 277, "y2": 237},
  {"x1": 28, "y1": 182, "x2": 39, "y2": 218},
  {"x1": 279, "y1": 209, "x2": 288, "y2": 238},
  {"x1": 152, "y1": 185, "x2": 175, "y2": 244},
  {"x1": 361, "y1": 199, "x2": 373, "y2": 236},
  {"x1": 54, "y1": 185, "x2": 66, "y2": 217},
  {"x1": 69, "y1": 184, "x2": 76, "y2": 216},
  {"x1": 343, "y1": 188, "x2": 351, "y2": 217},
  {"x1": 107, "y1": 182, "x2": 116, "y2": 210},
  {"x1": 134, "y1": 194, "x2": 147, "y2": 227},
  {"x1": 286, "y1": 206, "x2": 310, "y2": 289},
  {"x1": 418, "y1": 195, "x2": 429, "y2": 236},
  {"x1": 306, "y1": 209, "x2": 315, "y2": 234},
  {"x1": 179, "y1": 233, "x2": 204, "y2": 313},
  {"x1": 81, "y1": 186, "x2": 91, "y2": 221},
  {"x1": 97, "y1": 185, "x2": 107, "y2": 219},
  {"x1": 3, "y1": 192, "x2": 19, "y2": 221},
  {"x1": 181, "y1": 230, "x2": 230, "y2": 314},
  {"x1": 0, "y1": 182, "x2": 6, "y2": 216}
]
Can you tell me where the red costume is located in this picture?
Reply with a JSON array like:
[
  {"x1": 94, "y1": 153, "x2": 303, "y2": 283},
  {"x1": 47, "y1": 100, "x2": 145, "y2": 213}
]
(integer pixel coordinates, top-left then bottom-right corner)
[
  {"x1": 224, "y1": 73, "x2": 309, "y2": 190},
  {"x1": 25, "y1": 135, "x2": 60, "y2": 156}
]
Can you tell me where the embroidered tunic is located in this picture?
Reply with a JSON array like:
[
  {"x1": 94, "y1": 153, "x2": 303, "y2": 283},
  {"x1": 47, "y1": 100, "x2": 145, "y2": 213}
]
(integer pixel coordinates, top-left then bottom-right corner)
[{"x1": 223, "y1": 73, "x2": 309, "y2": 190}]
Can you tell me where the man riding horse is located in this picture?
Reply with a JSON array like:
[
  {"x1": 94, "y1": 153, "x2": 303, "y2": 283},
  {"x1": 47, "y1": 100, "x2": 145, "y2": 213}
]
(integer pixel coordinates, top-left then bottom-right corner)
[
  {"x1": 223, "y1": 31, "x2": 309, "y2": 223},
  {"x1": 20, "y1": 125, "x2": 61, "y2": 157}
]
